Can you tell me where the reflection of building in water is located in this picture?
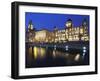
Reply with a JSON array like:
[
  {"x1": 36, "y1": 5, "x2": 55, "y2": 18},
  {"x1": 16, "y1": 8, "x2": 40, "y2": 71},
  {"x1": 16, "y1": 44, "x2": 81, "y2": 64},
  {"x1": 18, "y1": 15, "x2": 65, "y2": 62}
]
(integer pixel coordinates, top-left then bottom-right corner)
[
  {"x1": 28, "y1": 46, "x2": 46, "y2": 59},
  {"x1": 26, "y1": 19, "x2": 89, "y2": 43}
]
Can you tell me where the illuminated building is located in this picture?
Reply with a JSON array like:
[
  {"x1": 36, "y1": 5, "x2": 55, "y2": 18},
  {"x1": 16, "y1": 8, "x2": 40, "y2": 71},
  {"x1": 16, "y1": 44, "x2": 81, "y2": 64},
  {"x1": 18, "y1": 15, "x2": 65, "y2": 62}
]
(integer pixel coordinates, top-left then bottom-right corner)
[
  {"x1": 66, "y1": 19, "x2": 73, "y2": 41},
  {"x1": 26, "y1": 20, "x2": 36, "y2": 42},
  {"x1": 35, "y1": 29, "x2": 50, "y2": 43},
  {"x1": 26, "y1": 19, "x2": 89, "y2": 43},
  {"x1": 53, "y1": 26, "x2": 58, "y2": 43},
  {"x1": 55, "y1": 29, "x2": 66, "y2": 43},
  {"x1": 81, "y1": 19, "x2": 89, "y2": 41}
]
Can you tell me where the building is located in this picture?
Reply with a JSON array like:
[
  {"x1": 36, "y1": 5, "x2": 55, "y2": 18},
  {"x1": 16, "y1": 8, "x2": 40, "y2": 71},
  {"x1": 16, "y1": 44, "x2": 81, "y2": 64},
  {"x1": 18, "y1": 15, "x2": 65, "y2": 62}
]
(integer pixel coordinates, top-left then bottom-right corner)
[
  {"x1": 26, "y1": 20, "x2": 36, "y2": 42},
  {"x1": 35, "y1": 29, "x2": 49, "y2": 43},
  {"x1": 26, "y1": 19, "x2": 89, "y2": 43}
]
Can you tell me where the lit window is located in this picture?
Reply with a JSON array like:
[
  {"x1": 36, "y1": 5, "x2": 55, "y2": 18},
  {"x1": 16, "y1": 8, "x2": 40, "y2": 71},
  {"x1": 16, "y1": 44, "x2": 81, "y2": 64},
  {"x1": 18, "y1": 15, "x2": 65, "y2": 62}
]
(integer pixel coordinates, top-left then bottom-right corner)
[
  {"x1": 83, "y1": 46, "x2": 86, "y2": 50},
  {"x1": 83, "y1": 49, "x2": 86, "y2": 53},
  {"x1": 80, "y1": 28, "x2": 83, "y2": 34}
]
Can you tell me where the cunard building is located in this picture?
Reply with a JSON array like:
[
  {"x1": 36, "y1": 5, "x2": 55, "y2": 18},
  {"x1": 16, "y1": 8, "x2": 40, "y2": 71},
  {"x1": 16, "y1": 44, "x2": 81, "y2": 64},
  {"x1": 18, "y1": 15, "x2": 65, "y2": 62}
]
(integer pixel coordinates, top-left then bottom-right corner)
[{"x1": 54, "y1": 19, "x2": 89, "y2": 43}]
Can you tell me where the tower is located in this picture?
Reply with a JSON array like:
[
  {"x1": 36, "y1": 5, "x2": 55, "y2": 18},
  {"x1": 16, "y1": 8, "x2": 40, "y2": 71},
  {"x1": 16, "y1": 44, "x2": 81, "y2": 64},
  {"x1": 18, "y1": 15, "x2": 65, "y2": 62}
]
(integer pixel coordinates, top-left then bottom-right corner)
[
  {"x1": 65, "y1": 19, "x2": 73, "y2": 28},
  {"x1": 27, "y1": 20, "x2": 36, "y2": 42},
  {"x1": 54, "y1": 26, "x2": 58, "y2": 43},
  {"x1": 82, "y1": 19, "x2": 88, "y2": 35},
  {"x1": 28, "y1": 20, "x2": 34, "y2": 32},
  {"x1": 65, "y1": 19, "x2": 73, "y2": 41},
  {"x1": 82, "y1": 19, "x2": 88, "y2": 27},
  {"x1": 81, "y1": 19, "x2": 89, "y2": 41}
]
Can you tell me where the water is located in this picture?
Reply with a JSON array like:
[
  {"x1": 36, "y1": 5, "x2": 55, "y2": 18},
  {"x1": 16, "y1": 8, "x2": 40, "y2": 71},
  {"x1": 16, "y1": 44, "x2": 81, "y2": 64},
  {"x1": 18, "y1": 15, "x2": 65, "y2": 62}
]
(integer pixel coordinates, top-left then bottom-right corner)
[{"x1": 25, "y1": 44, "x2": 89, "y2": 68}]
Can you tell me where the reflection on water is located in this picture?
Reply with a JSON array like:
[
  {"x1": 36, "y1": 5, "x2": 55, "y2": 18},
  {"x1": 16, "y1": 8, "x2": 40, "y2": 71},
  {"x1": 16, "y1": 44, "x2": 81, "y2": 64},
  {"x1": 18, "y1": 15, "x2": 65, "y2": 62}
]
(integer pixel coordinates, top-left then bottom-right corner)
[
  {"x1": 28, "y1": 46, "x2": 46, "y2": 59},
  {"x1": 26, "y1": 45, "x2": 89, "y2": 68},
  {"x1": 34, "y1": 46, "x2": 46, "y2": 59},
  {"x1": 74, "y1": 54, "x2": 80, "y2": 61}
]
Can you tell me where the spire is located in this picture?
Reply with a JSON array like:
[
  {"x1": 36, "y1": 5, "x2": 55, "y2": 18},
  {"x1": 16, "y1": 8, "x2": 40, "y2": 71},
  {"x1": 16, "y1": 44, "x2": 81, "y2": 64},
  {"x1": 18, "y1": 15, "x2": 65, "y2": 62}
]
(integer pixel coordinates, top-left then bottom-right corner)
[
  {"x1": 29, "y1": 20, "x2": 32, "y2": 24},
  {"x1": 82, "y1": 18, "x2": 88, "y2": 27}
]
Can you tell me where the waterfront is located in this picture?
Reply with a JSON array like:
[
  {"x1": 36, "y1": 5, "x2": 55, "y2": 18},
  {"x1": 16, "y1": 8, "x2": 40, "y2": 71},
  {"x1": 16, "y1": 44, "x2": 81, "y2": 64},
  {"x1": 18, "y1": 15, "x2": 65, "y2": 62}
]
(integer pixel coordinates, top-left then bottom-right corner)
[
  {"x1": 25, "y1": 41, "x2": 89, "y2": 68},
  {"x1": 25, "y1": 14, "x2": 89, "y2": 68}
]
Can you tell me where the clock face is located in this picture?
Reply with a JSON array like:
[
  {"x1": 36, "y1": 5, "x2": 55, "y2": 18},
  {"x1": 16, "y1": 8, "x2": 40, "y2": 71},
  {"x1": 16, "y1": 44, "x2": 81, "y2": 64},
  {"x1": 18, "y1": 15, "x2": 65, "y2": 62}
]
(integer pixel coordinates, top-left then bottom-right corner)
[
  {"x1": 28, "y1": 24, "x2": 33, "y2": 30},
  {"x1": 66, "y1": 22, "x2": 72, "y2": 27}
]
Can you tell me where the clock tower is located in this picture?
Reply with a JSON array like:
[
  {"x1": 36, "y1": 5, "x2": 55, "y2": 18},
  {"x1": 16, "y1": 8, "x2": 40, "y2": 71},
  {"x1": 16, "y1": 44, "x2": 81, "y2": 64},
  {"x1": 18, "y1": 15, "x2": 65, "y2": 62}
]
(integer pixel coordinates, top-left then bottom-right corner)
[
  {"x1": 65, "y1": 19, "x2": 73, "y2": 28},
  {"x1": 28, "y1": 20, "x2": 34, "y2": 32}
]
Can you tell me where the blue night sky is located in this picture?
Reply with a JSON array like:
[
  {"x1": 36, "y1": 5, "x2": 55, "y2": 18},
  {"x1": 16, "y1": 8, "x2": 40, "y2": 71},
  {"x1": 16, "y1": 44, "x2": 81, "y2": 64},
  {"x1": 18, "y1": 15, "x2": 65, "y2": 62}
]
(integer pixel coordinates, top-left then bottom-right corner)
[{"x1": 25, "y1": 12, "x2": 89, "y2": 31}]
